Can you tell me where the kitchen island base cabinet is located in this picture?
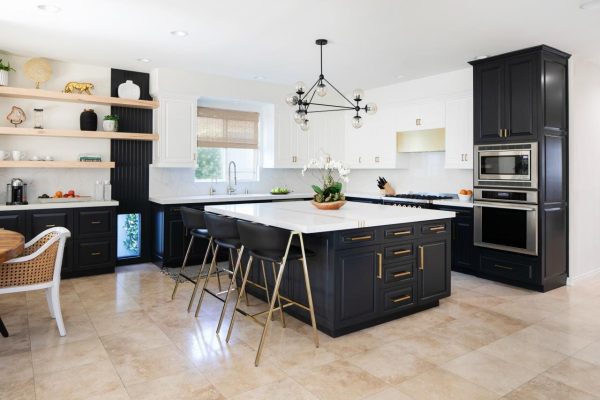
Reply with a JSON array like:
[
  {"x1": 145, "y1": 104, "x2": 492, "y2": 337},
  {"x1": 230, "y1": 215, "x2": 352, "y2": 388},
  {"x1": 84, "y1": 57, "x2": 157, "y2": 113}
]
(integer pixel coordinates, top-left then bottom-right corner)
[{"x1": 243, "y1": 219, "x2": 452, "y2": 337}]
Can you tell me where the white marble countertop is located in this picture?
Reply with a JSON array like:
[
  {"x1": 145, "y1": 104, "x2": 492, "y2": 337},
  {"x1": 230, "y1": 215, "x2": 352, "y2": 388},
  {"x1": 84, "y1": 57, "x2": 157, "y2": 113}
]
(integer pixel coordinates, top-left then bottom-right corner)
[
  {"x1": 148, "y1": 193, "x2": 312, "y2": 205},
  {"x1": 0, "y1": 200, "x2": 119, "y2": 211},
  {"x1": 205, "y1": 201, "x2": 455, "y2": 233}
]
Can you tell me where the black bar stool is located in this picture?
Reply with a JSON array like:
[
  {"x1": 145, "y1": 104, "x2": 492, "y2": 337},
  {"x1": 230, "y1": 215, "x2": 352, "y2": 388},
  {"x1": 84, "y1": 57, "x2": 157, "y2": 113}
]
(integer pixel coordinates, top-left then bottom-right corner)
[
  {"x1": 195, "y1": 213, "x2": 272, "y2": 321},
  {"x1": 225, "y1": 220, "x2": 319, "y2": 366},
  {"x1": 171, "y1": 207, "x2": 218, "y2": 313}
]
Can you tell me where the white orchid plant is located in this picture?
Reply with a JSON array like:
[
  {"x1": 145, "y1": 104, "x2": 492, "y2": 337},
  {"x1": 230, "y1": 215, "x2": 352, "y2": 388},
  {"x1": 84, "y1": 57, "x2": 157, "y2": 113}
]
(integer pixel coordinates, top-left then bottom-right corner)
[{"x1": 302, "y1": 157, "x2": 350, "y2": 203}]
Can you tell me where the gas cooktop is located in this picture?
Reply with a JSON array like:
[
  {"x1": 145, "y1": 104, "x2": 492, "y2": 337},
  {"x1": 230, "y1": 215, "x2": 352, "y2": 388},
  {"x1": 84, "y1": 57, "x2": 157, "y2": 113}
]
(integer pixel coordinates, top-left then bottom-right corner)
[{"x1": 386, "y1": 194, "x2": 454, "y2": 202}]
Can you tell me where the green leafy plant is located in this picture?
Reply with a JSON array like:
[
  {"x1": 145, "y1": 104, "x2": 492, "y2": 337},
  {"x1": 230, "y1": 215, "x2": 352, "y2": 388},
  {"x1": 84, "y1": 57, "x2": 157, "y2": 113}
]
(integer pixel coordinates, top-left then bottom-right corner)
[
  {"x1": 302, "y1": 158, "x2": 350, "y2": 203},
  {"x1": 103, "y1": 114, "x2": 120, "y2": 121},
  {"x1": 122, "y1": 213, "x2": 140, "y2": 254},
  {"x1": 0, "y1": 59, "x2": 15, "y2": 72}
]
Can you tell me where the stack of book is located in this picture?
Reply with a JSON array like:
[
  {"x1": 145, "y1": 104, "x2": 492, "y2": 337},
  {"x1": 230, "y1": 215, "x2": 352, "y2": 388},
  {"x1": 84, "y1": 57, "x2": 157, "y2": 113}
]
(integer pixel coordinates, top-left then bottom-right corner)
[{"x1": 79, "y1": 153, "x2": 102, "y2": 162}]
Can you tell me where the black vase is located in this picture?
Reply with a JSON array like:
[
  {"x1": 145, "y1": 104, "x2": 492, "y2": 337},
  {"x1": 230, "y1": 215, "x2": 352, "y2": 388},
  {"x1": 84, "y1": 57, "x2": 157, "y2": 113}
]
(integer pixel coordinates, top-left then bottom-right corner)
[{"x1": 80, "y1": 109, "x2": 98, "y2": 131}]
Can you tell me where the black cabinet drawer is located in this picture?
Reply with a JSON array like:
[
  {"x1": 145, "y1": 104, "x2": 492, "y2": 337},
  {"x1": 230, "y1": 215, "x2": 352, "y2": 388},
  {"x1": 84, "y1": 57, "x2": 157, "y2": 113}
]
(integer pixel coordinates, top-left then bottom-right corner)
[
  {"x1": 383, "y1": 261, "x2": 415, "y2": 285},
  {"x1": 480, "y1": 252, "x2": 537, "y2": 283},
  {"x1": 77, "y1": 209, "x2": 113, "y2": 236},
  {"x1": 0, "y1": 212, "x2": 26, "y2": 233},
  {"x1": 29, "y1": 211, "x2": 70, "y2": 238},
  {"x1": 383, "y1": 242, "x2": 414, "y2": 262},
  {"x1": 75, "y1": 239, "x2": 114, "y2": 269},
  {"x1": 384, "y1": 225, "x2": 414, "y2": 240},
  {"x1": 338, "y1": 229, "x2": 377, "y2": 247},
  {"x1": 381, "y1": 284, "x2": 417, "y2": 314},
  {"x1": 421, "y1": 221, "x2": 449, "y2": 235}
]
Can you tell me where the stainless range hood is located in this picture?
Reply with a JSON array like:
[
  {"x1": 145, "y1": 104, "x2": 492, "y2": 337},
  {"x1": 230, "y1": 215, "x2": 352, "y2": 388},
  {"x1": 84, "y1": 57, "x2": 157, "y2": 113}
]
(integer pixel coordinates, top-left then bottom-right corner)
[{"x1": 396, "y1": 128, "x2": 445, "y2": 153}]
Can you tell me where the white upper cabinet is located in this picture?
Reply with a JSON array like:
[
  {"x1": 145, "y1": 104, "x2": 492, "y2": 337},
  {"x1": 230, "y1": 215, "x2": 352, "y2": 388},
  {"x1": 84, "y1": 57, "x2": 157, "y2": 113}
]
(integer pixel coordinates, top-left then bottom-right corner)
[
  {"x1": 397, "y1": 100, "x2": 445, "y2": 131},
  {"x1": 152, "y1": 94, "x2": 197, "y2": 168},
  {"x1": 444, "y1": 95, "x2": 473, "y2": 169}
]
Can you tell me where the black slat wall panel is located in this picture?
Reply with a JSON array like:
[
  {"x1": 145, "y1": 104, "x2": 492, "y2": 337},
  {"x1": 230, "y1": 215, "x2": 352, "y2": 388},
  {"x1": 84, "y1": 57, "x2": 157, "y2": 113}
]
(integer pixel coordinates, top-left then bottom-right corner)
[{"x1": 110, "y1": 69, "x2": 153, "y2": 263}]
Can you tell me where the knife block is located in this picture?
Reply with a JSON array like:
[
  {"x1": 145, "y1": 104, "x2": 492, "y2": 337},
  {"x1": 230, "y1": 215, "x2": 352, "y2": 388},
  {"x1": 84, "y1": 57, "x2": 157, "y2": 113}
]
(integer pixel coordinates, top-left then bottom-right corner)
[{"x1": 380, "y1": 183, "x2": 396, "y2": 196}]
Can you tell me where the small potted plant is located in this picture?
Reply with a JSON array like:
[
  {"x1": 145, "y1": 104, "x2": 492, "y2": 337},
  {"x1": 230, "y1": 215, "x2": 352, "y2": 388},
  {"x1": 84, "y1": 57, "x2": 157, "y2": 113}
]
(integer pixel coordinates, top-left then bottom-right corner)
[
  {"x1": 102, "y1": 114, "x2": 119, "y2": 132},
  {"x1": 0, "y1": 59, "x2": 16, "y2": 87},
  {"x1": 302, "y1": 157, "x2": 350, "y2": 210}
]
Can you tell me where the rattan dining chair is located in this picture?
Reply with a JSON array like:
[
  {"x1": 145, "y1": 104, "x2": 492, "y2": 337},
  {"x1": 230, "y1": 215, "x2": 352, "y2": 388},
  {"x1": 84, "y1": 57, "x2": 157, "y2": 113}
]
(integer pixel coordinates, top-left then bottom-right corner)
[{"x1": 0, "y1": 227, "x2": 71, "y2": 336}]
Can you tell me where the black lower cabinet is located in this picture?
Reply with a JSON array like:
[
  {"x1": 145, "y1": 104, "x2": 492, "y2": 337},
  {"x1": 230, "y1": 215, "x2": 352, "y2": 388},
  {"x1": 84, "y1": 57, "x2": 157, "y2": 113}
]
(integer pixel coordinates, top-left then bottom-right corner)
[
  {"x1": 418, "y1": 238, "x2": 451, "y2": 303},
  {"x1": 431, "y1": 205, "x2": 476, "y2": 273},
  {"x1": 0, "y1": 206, "x2": 116, "y2": 278}
]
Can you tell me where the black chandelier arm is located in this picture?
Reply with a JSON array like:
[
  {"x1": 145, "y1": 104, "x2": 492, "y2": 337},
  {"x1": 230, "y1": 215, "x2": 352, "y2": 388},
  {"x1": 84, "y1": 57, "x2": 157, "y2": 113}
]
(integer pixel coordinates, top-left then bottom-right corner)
[
  {"x1": 323, "y1": 77, "x2": 356, "y2": 107},
  {"x1": 306, "y1": 108, "x2": 355, "y2": 114},
  {"x1": 305, "y1": 102, "x2": 355, "y2": 110},
  {"x1": 300, "y1": 78, "x2": 321, "y2": 101},
  {"x1": 304, "y1": 90, "x2": 318, "y2": 112}
]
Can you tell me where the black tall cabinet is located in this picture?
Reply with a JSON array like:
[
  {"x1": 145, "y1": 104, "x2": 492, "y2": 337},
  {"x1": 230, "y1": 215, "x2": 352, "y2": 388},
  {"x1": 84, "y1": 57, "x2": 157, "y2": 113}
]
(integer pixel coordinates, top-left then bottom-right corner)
[{"x1": 470, "y1": 45, "x2": 570, "y2": 292}]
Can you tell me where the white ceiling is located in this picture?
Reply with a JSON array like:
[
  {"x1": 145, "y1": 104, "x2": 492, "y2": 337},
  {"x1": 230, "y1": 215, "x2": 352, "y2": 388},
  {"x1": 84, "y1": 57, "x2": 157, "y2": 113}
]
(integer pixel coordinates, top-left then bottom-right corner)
[{"x1": 1, "y1": 0, "x2": 599, "y2": 90}]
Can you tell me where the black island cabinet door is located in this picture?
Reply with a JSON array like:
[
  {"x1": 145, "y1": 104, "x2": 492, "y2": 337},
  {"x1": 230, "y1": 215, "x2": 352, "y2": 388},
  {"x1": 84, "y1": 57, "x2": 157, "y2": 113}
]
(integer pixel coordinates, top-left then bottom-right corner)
[
  {"x1": 335, "y1": 245, "x2": 380, "y2": 327},
  {"x1": 417, "y1": 238, "x2": 450, "y2": 303}
]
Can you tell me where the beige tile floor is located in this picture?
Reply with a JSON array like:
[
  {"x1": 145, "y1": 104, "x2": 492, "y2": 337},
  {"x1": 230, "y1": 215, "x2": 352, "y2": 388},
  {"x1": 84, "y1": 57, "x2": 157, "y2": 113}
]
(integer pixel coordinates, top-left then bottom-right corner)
[{"x1": 2, "y1": 263, "x2": 600, "y2": 400}]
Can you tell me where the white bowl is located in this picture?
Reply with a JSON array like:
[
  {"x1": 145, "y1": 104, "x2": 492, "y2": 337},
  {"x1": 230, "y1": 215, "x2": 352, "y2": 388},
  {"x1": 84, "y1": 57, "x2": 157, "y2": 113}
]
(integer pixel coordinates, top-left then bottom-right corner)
[{"x1": 458, "y1": 194, "x2": 472, "y2": 202}]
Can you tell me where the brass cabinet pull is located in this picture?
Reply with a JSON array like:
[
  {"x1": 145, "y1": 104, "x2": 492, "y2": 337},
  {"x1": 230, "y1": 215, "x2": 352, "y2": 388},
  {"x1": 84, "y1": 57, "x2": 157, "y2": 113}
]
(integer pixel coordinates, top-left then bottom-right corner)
[
  {"x1": 358, "y1": 156, "x2": 362, "y2": 163},
  {"x1": 419, "y1": 245, "x2": 425, "y2": 270},
  {"x1": 171, "y1": 208, "x2": 180, "y2": 212},
  {"x1": 416, "y1": 118, "x2": 422, "y2": 126},
  {"x1": 393, "y1": 271, "x2": 411, "y2": 278},
  {"x1": 377, "y1": 253, "x2": 383, "y2": 279},
  {"x1": 392, "y1": 294, "x2": 411, "y2": 303},
  {"x1": 350, "y1": 235, "x2": 372, "y2": 241},
  {"x1": 45, "y1": 224, "x2": 56, "y2": 228},
  {"x1": 464, "y1": 153, "x2": 468, "y2": 161},
  {"x1": 393, "y1": 230, "x2": 411, "y2": 236},
  {"x1": 505, "y1": 129, "x2": 510, "y2": 137},
  {"x1": 374, "y1": 156, "x2": 380, "y2": 163},
  {"x1": 393, "y1": 249, "x2": 411, "y2": 256},
  {"x1": 429, "y1": 226, "x2": 446, "y2": 232},
  {"x1": 90, "y1": 221, "x2": 102, "y2": 224},
  {"x1": 499, "y1": 129, "x2": 503, "y2": 138},
  {"x1": 91, "y1": 252, "x2": 102, "y2": 256},
  {"x1": 494, "y1": 264, "x2": 513, "y2": 270}
]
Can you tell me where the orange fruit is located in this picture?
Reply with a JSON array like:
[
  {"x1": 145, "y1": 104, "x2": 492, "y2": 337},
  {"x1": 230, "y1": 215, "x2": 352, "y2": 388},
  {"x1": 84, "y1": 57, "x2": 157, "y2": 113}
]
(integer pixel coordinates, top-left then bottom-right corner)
[
  {"x1": 466, "y1": 189, "x2": 473, "y2": 195},
  {"x1": 459, "y1": 189, "x2": 467, "y2": 195},
  {"x1": 54, "y1": 191, "x2": 63, "y2": 198}
]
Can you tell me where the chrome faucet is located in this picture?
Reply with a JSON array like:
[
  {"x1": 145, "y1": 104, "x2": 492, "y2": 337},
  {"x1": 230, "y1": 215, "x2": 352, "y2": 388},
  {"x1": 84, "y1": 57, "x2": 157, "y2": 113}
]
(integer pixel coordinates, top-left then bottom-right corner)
[{"x1": 227, "y1": 161, "x2": 237, "y2": 195}]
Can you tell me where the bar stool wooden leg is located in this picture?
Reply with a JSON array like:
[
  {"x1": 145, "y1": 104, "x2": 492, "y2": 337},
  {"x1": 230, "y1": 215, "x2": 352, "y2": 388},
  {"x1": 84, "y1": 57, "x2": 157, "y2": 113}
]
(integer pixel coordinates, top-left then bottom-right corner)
[
  {"x1": 254, "y1": 233, "x2": 294, "y2": 366},
  {"x1": 216, "y1": 246, "x2": 244, "y2": 334},
  {"x1": 172, "y1": 236, "x2": 195, "y2": 300},
  {"x1": 195, "y1": 243, "x2": 220, "y2": 317},
  {"x1": 187, "y1": 237, "x2": 213, "y2": 312},
  {"x1": 226, "y1": 256, "x2": 254, "y2": 343},
  {"x1": 271, "y1": 261, "x2": 286, "y2": 327},
  {"x1": 298, "y1": 232, "x2": 319, "y2": 348}
]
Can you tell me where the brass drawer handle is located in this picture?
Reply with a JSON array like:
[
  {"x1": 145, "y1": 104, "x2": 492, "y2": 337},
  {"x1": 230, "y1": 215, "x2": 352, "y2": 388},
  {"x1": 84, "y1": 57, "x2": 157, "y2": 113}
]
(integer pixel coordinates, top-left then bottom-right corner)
[
  {"x1": 429, "y1": 226, "x2": 445, "y2": 231},
  {"x1": 393, "y1": 230, "x2": 411, "y2": 236},
  {"x1": 392, "y1": 294, "x2": 411, "y2": 303},
  {"x1": 393, "y1": 271, "x2": 411, "y2": 278},
  {"x1": 419, "y1": 245, "x2": 424, "y2": 270},
  {"x1": 350, "y1": 235, "x2": 372, "y2": 241},
  {"x1": 393, "y1": 249, "x2": 411, "y2": 256},
  {"x1": 494, "y1": 264, "x2": 513, "y2": 271},
  {"x1": 45, "y1": 224, "x2": 56, "y2": 228},
  {"x1": 91, "y1": 252, "x2": 102, "y2": 256},
  {"x1": 171, "y1": 208, "x2": 180, "y2": 212},
  {"x1": 90, "y1": 221, "x2": 102, "y2": 224},
  {"x1": 377, "y1": 253, "x2": 382, "y2": 279}
]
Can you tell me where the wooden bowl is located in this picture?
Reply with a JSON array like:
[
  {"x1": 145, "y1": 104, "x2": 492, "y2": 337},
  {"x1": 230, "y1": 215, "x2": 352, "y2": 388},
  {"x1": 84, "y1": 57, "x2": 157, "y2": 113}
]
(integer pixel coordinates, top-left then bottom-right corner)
[{"x1": 311, "y1": 200, "x2": 347, "y2": 210}]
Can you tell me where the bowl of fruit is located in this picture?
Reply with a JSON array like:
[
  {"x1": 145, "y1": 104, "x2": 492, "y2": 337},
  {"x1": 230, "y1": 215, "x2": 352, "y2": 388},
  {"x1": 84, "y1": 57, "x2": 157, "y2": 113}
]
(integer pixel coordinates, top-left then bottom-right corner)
[
  {"x1": 270, "y1": 187, "x2": 290, "y2": 195},
  {"x1": 458, "y1": 189, "x2": 473, "y2": 202},
  {"x1": 38, "y1": 190, "x2": 91, "y2": 203}
]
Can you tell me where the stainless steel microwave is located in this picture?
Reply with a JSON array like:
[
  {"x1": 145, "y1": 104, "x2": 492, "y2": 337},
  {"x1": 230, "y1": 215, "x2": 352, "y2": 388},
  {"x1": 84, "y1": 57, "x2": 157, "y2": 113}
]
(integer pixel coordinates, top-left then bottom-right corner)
[{"x1": 475, "y1": 142, "x2": 538, "y2": 189}]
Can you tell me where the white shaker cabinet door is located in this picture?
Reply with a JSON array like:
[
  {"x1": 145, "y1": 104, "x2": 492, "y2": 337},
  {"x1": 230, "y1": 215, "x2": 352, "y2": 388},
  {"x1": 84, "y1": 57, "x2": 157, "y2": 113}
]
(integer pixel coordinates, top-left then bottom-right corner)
[
  {"x1": 444, "y1": 96, "x2": 473, "y2": 169},
  {"x1": 153, "y1": 94, "x2": 197, "y2": 168}
]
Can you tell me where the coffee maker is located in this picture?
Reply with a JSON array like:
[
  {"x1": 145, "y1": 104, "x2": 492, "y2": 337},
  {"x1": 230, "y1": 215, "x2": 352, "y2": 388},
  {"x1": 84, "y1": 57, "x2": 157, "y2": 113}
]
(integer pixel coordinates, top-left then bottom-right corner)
[{"x1": 6, "y1": 178, "x2": 28, "y2": 205}]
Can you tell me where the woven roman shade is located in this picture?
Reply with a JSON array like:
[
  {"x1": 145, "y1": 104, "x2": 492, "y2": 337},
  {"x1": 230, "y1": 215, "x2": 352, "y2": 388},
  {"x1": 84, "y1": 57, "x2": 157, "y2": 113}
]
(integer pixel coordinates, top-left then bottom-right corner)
[{"x1": 197, "y1": 107, "x2": 259, "y2": 149}]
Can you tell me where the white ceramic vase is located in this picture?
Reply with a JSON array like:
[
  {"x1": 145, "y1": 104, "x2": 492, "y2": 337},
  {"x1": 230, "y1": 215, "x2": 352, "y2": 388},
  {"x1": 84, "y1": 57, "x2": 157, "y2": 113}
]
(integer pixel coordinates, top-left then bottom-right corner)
[
  {"x1": 117, "y1": 80, "x2": 140, "y2": 100},
  {"x1": 102, "y1": 120, "x2": 118, "y2": 132},
  {"x1": 0, "y1": 70, "x2": 8, "y2": 86}
]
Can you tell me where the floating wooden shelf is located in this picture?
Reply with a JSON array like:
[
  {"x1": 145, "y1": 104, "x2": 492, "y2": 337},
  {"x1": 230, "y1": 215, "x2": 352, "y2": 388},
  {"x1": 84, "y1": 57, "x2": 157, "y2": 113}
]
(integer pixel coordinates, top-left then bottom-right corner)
[
  {"x1": 0, "y1": 126, "x2": 158, "y2": 141},
  {"x1": 0, "y1": 86, "x2": 159, "y2": 110},
  {"x1": 0, "y1": 161, "x2": 115, "y2": 169}
]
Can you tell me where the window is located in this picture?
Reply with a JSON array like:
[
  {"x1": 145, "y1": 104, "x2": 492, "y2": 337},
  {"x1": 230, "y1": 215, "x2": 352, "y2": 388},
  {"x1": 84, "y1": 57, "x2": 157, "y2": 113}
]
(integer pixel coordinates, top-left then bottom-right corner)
[{"x1": 195, "y1": 107, "x2": 260, "y2": 181}]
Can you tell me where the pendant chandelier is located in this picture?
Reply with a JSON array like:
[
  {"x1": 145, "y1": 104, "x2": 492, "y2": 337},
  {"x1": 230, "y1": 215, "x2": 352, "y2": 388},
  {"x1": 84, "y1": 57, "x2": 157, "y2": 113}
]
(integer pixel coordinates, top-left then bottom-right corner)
[{"x1": 285, "y1": 39, "x2": 377, "y2": 131}]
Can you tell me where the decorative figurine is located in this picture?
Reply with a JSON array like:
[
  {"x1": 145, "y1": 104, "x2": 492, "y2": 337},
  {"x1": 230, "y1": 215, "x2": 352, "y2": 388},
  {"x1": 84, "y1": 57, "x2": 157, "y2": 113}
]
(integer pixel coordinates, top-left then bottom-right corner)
[
  {"x1": 6, "y1": 106, "x2": 26, "y2": 127},
  {"x1": 64, "y1": 82, "x2": 94, "y2": 95},
  {"x1": 23, "y1": 58, "x2": 52, "y2": 89}
]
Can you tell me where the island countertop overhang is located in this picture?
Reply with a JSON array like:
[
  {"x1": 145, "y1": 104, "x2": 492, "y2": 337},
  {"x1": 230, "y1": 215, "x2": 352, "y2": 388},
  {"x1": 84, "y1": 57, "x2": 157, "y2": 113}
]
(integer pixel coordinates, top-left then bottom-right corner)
[{"x1": 204, "y1": 201, "x2": 455, "y2": 233}]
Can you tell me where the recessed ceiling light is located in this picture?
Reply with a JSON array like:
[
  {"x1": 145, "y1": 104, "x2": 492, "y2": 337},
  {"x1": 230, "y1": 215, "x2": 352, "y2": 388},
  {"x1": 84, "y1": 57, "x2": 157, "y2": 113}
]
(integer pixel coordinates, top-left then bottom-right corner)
[
  {"x1": 253, "y1": 76, "x2": 266, "y2": 80},
  {"x1": 474, "y1": 55, "x2": 489, "y2": 60},
  {"x1": 137, "y1": 58, "x2": 151, "y2": 63},
  {"x1": 37, "y1": 4, "x2": 61, "y2": 13},
  {"x1": 170, "y1": 30, "x2": 189, "y2": 37},
  {"x1": 581, "y1": 0, "x2": 600, "y2": 9}
]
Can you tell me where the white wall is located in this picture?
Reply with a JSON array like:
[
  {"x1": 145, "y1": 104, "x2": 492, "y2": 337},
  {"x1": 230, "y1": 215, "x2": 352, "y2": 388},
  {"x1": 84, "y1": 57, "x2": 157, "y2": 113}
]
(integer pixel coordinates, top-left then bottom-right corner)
[
  {"x1": 568, "y1": 57, "x2": 600, "y2": 283},
  {"x1": 0, "y1": 54, "x2": 111, "y2": 199}
]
